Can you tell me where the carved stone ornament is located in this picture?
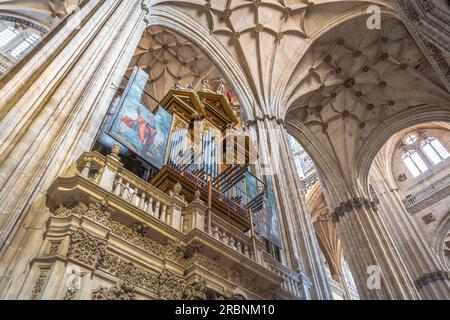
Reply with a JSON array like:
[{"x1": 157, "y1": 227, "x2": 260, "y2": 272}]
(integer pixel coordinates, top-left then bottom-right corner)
[
  {"x1": 92, "y1": 282, "x2": 135, "y2": 300},
  {"x1": 157, "y1": 269, "x2": 207, "y2": 300},
  {"x1": 31, "y1": 268, "x2": 50, "y2": 300},
  {"x1": 54, "y1": 200, "x2": 111, "y2": 226},
  {"x1": 67, "y1": 229, "x2": 107, "y2": 268},
  {"x1": 62, "y1": 201, "x2": 270, "y2": 299},
  {"x1": 331, "y1": 197, "x2": 378, "y2": 224},
  {"x1": 188, "y1": 253, "x2": 268, "y2": 298},
  {"x1": 59, "y1": 201, "x2": 187, "y2": 266},
  {"x1": 67, "y1": 229, "x2": 208, "y2": 299},
  {"x1": 415, "y1": 271, "x2": 450, "y2": 291}
]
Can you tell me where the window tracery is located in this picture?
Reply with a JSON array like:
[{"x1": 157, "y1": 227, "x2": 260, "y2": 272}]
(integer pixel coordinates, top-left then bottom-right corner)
[
  {"x1": 421, "y1": 137, "x2": 450, "y2": 165},
  {"x1": 399, "y1": 132, "x2": 449, "y2": 178}
]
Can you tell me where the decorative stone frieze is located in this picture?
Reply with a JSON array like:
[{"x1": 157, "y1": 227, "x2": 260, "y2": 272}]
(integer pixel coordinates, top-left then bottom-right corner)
[
  {"x1": 66, "y1": 226, "x2": 209, "y2": 299},
  {"x1": 67, "y1": 229, "x2": 107, "y2": 269},
  {"x1": 54, "y1": 200, "x2": 111, "y2": 226},
  {"x1": 182, "y1": 280, "x2": 208, "y2": 300},
  {"x1": 100, "y1": 252, "x2": 158, "y2": 292},
  {"x1": 56, "y1": 201, "x2": 186, "y2": 265},
  {"x1": 188, "y1": 253, "x2": 268, "y2": 298},
  {"x1": 157, "y1": 269, "x2": 185, "y2": 299}
]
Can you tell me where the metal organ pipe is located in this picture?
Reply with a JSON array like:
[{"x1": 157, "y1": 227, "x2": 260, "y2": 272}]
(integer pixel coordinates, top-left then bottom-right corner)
[
  {"x1": 177, "y1": 129, "x2": 186, "y2": 169},
  {"x1": 169, "y1": 129, "x2": 178, "y2": 168},
  {"x1": 168, "y1": 128, "x2": 187, "y2": 170},
  {"x1": 212, "y1": 138, "x2": 217, "y2": 178},
  {"x1": 202, "y1": 132, "x2": 207, "y2": 176}
]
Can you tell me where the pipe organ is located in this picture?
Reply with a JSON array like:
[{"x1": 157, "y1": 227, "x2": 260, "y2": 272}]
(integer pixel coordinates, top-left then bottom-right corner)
[{"x1": 152, "y1": 87, "x2": 265, "y2": 232}]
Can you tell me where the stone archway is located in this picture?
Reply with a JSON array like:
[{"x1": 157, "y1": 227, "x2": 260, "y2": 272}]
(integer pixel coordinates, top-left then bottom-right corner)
[{"x1": 284, "y1": 10, "x2": 450, "y2": 299}]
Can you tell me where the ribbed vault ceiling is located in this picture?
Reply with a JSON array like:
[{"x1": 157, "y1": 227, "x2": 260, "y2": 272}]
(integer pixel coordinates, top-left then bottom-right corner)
[
  {"x1": 126, "y1": 25, "x2": 225, "y2": 103},
  {"x1": 152, "y1": 0, "x2": 393, "y2": 117},
  {"x1": 285, "y1": 15, "x2": 450, "y2": 188}
]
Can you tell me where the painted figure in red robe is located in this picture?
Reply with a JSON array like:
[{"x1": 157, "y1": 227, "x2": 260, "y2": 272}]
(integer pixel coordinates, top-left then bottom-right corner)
[{"x1": 121, "y1": 107, "x2": 158, "y2": 154}]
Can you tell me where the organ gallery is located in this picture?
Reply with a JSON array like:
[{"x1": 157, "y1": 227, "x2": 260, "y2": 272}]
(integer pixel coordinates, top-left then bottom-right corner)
[{"x1": 0, "y1": 0, "x2": 449, "y2": 301}]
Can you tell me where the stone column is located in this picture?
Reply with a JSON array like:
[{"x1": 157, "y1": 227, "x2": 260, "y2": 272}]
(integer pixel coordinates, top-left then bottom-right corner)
[
  {"x1": 323, "y1": 180, "x2": 421, "y2": 300},
  {"x1": 370, "y1": 157, "x2": 450, "y2": 299},
  {"x1": 0, "y1": 0, "x2": 151, "y2": 260},
  {"x1": 247, "y1": 117, "x2": 332, "y2": 300}
]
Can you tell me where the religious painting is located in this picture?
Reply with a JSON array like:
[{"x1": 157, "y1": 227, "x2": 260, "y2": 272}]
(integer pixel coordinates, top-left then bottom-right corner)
[
  {"x1": 245, "y1": 173, "x2": 283, "y2": 248},
  {"x1": 254, "y1": 177, "x2": 283, "y2": 248},
  {"x1": 109, "y1": 67, "x2": 172, "y2": 169}
]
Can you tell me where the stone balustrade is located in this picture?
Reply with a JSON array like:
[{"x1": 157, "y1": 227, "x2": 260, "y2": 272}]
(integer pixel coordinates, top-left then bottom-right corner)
[
  {"x1": 262, "y1": 251, "x2": 307, "y2": 299},
  {"x1": 403, "y1": 174, "x2": 450, "y2": 213},
  {"x1": 112, "y1": 171, "x2": 175, "y2": 226},
  {"x1": 75, "y1": 150, "x2": 184, "y2": 231},
  {"x1": 301, "y1": 170, "x2": 320, "y2": 194},
  {"x1": 209, "y1": 217, "x2": 254, "y2": 260},
  {"x1": 0, "y1": 52, "x2": 14, "y2": 75}
]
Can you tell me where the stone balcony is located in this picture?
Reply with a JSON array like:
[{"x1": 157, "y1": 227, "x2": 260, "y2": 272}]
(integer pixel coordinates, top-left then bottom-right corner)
[
  {"x1": 31, "y1": 149, "x2": 310, "y2": 300},
  {"x1": 403, "y1": 174, "x2": 450, "y2": 214}
]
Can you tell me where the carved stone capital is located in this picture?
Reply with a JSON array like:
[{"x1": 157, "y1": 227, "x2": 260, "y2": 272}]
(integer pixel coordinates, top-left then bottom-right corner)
[
  {"x1": 414, "y1": 271, "x2": 450, "y2": 291},
  {"x1": 332, "y1": 197, "x2": 378, "y2": 223}
]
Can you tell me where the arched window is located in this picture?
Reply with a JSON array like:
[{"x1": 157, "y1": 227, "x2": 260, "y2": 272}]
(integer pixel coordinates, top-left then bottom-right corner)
[
  {"x1": 0, "y1": 20, "x2": 43, "y2": 74},
  {"x1": 0, "y1": 26, "x2": 19, "y2": 48},
  {"x1": 402, "y1": 149, "x2": 428, "y2": 177},
  {"x1": 10, "y1": 33, "x2": 41, "y2": 58},
  {"x1": 405, "y1": 134, "x2": 418, "y2": 145},
  {"x1": 421, "y1": 137, "x2": 449, "y2": 165}
]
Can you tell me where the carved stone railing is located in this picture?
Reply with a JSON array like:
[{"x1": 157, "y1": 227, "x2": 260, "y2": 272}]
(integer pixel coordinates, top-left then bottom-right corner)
[
  {"x1": 262, "y1": 252, "x2": 307, "y2": 299},
  {"x1": 112, "y1": 170, "x2": 180, "y2": 227},
  {"x1": 403, "y1": 174, "x2": 450, "y2": 213},
  {"x1": 75, "y1": 150, "x2": 184, "y2": 231},
  {"x1": 209, "y1": 215, "x2": 254, "y2": 259}
]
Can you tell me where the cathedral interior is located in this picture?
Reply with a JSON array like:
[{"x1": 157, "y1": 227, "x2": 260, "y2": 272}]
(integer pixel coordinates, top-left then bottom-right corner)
[{"x1": 0, "y1": 0, "x2": 449, "y2": 300}]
